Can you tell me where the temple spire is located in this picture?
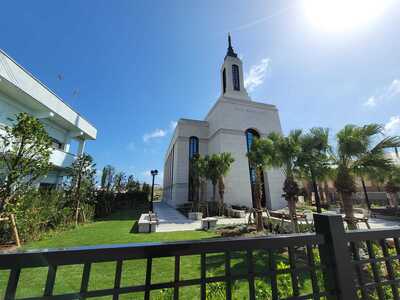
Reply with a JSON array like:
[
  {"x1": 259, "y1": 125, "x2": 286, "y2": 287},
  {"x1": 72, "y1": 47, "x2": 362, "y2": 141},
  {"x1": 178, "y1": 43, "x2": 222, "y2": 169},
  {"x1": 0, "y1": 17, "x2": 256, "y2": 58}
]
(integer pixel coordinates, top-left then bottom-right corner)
[{"x1": 225, "y1": 33, "x2": 237, "y2": 58}]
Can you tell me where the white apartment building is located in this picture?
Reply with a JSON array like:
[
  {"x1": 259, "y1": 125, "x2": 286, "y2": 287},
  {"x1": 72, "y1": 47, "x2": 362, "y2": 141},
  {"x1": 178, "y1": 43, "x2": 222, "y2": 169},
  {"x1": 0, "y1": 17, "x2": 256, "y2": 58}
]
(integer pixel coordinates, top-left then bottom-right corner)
[
  {"x1": 163, "y1": 36, "x2": 286, "y2": 210},
  {"x1": 0, "y1": 49, "x2": 97, "y2": 187}
]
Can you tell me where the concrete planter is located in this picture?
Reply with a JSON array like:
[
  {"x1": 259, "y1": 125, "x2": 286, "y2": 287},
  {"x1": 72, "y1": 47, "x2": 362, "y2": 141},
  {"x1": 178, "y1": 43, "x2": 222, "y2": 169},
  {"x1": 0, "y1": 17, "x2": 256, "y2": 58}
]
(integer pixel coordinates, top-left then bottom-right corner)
[
  {"x1": 201, "y1": 217, "x2": 218, "y2": 230},
  {"x1": 188, "y1": 212, "x2": 203, "y2": 220},
  {"x1": 138, "y1": 213, "x2": 158, "y2": 233}
]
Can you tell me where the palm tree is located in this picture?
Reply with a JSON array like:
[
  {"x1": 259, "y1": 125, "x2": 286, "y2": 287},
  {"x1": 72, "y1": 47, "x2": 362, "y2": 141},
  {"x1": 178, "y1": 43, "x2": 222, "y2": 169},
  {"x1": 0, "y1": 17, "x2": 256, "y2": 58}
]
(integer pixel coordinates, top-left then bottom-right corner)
[
  {"x1": 189, "y1": 154, "x2": 206, "y2": 212},
  {"x1": 247, "y1": 138, "x2": 274, "y2": 231},
  {"x1": 385, "y1": 166, "x2": 400, "y2": 209},
  {"x1": 333, "y1": 124, "x2": 400, "y2": 229},
  {"x1": 204, "y1": 153, "x2": 234, "y2": 216},
  {"x1": 297, "y1": 128, "x2": 331, "y2": 213},
  {"x1": 249, "y1": 130, "x2": 302, "y2": 232}
]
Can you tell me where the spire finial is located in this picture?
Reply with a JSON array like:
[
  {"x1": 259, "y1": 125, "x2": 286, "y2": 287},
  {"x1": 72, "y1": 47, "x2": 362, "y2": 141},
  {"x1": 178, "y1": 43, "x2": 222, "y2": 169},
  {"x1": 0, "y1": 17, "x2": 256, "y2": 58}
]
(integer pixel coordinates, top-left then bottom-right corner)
[{"x1": 225, "y1": 33, "x2": 237, "y2": 59}]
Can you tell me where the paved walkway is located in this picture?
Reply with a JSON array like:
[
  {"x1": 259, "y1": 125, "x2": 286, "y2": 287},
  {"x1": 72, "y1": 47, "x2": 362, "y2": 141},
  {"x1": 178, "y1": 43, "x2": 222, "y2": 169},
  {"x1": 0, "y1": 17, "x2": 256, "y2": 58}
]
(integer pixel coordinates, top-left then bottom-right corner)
[
  {"x1": 154, "y1": 202, "x2": 400, "y2": 232},
  {"x1": 154, "y1": 202, "x2": 249, "y2": 232}
]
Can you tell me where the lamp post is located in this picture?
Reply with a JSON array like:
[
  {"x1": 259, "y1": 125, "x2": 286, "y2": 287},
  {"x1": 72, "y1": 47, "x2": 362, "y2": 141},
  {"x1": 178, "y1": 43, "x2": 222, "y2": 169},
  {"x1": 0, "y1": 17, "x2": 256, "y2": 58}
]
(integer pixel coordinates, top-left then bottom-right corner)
[{"x1": 150, "y1": 169, "x2": 158, "y2": 213}]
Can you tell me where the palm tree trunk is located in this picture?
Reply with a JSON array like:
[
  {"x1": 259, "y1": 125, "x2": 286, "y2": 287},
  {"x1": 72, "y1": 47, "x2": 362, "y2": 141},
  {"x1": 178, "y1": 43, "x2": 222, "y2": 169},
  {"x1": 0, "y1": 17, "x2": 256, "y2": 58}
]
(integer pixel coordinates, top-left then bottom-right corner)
[
  {"x1": 218, "y1": 177, "x2": 225, "y2": 216},
  {"x1": 342, "y1": 192, "x2": 357, "y2": 230},
  {"x1": 255, "y1": 169, "x2": 263, "y2": 231},
  {"x1": 287, "y1": 197, "x2": 298, "y2": 233},
  {"x1": 361, "y1": 177, "x2": 371, "y2": 210},
  {"x1": 311, "y1": 172, "x2": 322, "y2": 213}
]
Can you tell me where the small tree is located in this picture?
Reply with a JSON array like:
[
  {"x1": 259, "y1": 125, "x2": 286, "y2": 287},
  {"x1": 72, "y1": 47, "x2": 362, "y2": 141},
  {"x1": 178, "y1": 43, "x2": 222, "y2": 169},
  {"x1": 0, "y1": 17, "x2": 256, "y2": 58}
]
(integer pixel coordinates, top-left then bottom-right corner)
[
  {"x1": 101, "y1": 165, "x2": 115, "y2": 192},
  {"x1": 297, "y1": 128, "x2": 331, "y2": 212},
  {"x1": 250, "y1": 131, "x2": 302, "y2": 232},
  {"x1": 189, "y1": 154, "x2": 205, "y2": 212},
  {"x1": 113, "y1": 171, "x2": 126, "y2": 193},
  {"x1": 333, "y1": 124, "x2": 400, "y2": 229},
  {"x1": 204, "y1": 153, "x2": 234, "y2": 216},
  {"x1": 66, "y1": 154, "x2": 96, "y2": 226},
  {"x1": 385, "y1": 166, "x2": 400, "y2": 208},
  {"x1": 0, "y1": 113, "x2": 52, "y2": 212},
  {"x1": 247, "y1": 138, "x2": 274, "y2": 231},
  {"x1": 126, "y1": 175, "x2": 140, "y2": 192}
]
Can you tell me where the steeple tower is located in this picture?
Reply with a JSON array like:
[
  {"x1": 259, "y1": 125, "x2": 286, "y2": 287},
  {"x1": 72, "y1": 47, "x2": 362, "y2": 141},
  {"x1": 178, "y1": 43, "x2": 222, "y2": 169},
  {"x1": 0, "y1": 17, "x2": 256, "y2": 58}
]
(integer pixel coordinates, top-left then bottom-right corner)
[{"x1": 220, "y1": 34, "x2": 250, "y2": 101}]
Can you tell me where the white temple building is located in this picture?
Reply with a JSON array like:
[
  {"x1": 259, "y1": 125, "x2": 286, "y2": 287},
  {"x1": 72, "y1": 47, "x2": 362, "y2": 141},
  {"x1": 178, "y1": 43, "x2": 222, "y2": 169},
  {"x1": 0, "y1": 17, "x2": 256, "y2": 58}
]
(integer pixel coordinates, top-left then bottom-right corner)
[{"x1": 163, "y1": 36, "x2": 285, "y2": 210}]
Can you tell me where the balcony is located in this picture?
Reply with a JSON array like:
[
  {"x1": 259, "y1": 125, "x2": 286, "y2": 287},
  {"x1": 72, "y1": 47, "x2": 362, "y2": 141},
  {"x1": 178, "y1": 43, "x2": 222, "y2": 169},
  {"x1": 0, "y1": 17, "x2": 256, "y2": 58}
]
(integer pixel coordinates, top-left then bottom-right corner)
[{"x1": 49, "y1": 148, "x2": 76, "y2": 168}]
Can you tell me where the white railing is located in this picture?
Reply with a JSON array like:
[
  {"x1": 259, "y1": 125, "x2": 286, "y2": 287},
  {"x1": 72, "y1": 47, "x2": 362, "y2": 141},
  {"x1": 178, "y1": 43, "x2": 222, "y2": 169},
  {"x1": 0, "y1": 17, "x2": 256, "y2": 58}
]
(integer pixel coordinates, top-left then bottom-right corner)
[{"x1": 49, "y1": 148, "x2": 76, "y2": 168}]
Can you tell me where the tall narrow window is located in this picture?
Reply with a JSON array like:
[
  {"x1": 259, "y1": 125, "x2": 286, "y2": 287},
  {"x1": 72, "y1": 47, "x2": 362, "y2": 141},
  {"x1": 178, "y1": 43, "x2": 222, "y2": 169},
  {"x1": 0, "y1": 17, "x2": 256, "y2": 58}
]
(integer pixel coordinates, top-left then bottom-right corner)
[
  {"x1": 188, "y1": 136, "x2": 199, "y2": 201},
  {"x1": 232, "y1": 64, "x2": 240, "y2": 91},
  {"x1": 245, "y1": 129, "x2": 266, "y2": 207},
  {"x1": 222, "y1": 68, "x2": 226, "y2": 94}
]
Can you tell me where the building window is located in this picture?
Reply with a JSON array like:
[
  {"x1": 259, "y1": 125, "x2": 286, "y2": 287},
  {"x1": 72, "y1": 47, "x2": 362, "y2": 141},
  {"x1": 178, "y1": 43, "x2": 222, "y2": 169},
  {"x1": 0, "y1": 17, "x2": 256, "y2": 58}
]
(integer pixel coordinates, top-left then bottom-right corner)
[
  {"x1": 223, "y1": 68, "x2": 226, "y2": 94},
  {"x1": 51, "y1": 138, "x2": 63, "y2": 150},
  {"x1": 245, "y1": 129, "x2": 266, "y2": 207},
  {"x1": 189, "y1": 136, "x2": 199, "y2": 159},
  {"x1": 232, "y1": 64, "x2": 240, "y2": 91},
  {"x1": 188, "y1": 136, "x2": 199, "y2": 201}
]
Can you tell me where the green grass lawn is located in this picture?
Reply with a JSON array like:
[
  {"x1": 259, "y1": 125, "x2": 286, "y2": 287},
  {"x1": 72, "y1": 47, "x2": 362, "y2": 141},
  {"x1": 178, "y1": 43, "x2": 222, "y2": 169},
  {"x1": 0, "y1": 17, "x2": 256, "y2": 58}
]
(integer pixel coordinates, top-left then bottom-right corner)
[{"x1": 0, "y1": 209, "x2": 321, "y2": 299}]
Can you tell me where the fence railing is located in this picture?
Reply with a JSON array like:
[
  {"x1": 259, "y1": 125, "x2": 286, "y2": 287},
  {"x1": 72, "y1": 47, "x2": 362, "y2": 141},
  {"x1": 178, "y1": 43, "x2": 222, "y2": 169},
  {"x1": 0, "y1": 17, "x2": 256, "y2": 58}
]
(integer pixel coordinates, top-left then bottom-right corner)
[{"x1": 1, "y1": 214, "x2": 400, "y2": 300}]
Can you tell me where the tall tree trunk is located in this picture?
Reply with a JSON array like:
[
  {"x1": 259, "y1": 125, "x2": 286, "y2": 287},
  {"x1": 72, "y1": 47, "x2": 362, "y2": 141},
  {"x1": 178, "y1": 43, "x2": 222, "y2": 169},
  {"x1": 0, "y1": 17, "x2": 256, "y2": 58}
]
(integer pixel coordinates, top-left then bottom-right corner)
[
  {"x1": 342, "y1": 192, "x2": 357, "y2": 230},
  {"x1": 311, "y1": 171, "x2": 322, "y2": 213},
  {"x1": 287, "y1": 197, "x2": 298, "y2": 233},
  {"x1": 254, "y1": 168, "x2": 264, "y2": 231},
  {"x1": 218, "y1": 177, "x2": 225, "y2": 216},
  {"x1": 361, "y1": 177, "x2": 371, "y2": 210}
]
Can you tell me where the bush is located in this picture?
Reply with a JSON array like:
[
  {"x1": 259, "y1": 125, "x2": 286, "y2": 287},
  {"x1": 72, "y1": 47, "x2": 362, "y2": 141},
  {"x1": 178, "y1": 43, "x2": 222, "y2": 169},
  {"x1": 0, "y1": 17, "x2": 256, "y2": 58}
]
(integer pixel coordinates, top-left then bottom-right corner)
[{"x1": 1, "y1": 189, "x2": 74, "y2": 243}]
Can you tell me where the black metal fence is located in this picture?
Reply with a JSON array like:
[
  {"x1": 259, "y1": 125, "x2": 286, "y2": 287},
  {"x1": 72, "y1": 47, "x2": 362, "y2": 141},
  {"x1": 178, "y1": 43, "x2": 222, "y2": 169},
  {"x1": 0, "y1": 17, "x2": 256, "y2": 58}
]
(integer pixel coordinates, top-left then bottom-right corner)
[{"x1": 1, "y1": 214, "x2": 400, "y2": 300}]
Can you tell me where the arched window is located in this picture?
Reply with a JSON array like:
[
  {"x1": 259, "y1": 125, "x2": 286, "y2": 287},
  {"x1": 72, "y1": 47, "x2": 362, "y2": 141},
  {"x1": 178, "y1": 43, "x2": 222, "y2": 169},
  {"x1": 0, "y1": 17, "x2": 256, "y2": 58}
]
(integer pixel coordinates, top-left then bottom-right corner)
[
  {"x1": 232, "y1": 64, "x2": 240, "y2": 91},
  {"x1": 189, "y1": 136, "x2": 199, "y2": 159},
  {"x1": 245, "y1": 129, "x2": 266, "y2": 207},
  {"x1": 222, "y1": 68, "x2": 226, "y2": 94},
  {"x1": 188, "y1": 136, "x2": 199, "y2": 201}
]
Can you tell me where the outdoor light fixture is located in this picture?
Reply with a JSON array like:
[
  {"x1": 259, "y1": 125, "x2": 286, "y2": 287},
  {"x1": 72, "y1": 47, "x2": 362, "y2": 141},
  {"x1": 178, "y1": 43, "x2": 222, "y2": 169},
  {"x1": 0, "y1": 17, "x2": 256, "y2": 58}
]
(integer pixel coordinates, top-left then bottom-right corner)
[{"x1": 149, "y1": 169, "x2": 158, "y2": 213}]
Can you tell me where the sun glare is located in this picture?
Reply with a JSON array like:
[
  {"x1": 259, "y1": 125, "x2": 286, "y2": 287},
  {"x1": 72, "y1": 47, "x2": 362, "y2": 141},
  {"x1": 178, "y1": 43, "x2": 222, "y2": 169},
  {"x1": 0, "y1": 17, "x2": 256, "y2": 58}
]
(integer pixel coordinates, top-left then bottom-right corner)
[{"x1": 303, "y1": 0, "x2": 393, "y2": 32}]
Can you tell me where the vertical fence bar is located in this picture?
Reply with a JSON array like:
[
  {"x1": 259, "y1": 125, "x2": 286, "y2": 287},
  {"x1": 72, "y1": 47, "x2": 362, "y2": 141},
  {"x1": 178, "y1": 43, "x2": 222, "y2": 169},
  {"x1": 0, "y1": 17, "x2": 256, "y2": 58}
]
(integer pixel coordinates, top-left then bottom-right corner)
[
  {"x1": 380, "y1": 239, "x2": 399, "y2": 300},
  {"x1": 44, "y1": 265, "x2": 57, "y2": 297},
  {"x1": 268, "y1": 249, "x2": 278, "y2": 300},
  {"x1": 144, "y1": 257, "x2": 152, "y2": 300},
  {"x1": 247, "y1": 250, "x2": 255, "y2": 300},
  {"x1": 80, "y1": 263, "x2": 91, "y2": 300},
  {"x1": 200, "y1": 253, "x2": 206, "y2": 300},
  {"x1": 366, "y1": 240, "x2": 385, "y2": 300},
  {"x1": 174, "y1": 255, "x2": 180, "y2": 300},
  {"x1": 113, "y1": 260, "x2": 123, "y2": 300},
  {"x1": 314, "y1": 214, "x2": 357, "y2": 300},
  {"x1": 350, "y1": 242, "x2": 368, "y2": 299},
  {"x1": 225, "y1": 251, "x2": 232, "y2": 300},
  {"x1": 306, "y1": 245, "x2": 320, "y2": 300},
  {"x1": 5, "y1": 267, "x2": 21, "y2": 300},
  {"x1": 288, "y1": 246, "x2": 299, "y2": 297}
]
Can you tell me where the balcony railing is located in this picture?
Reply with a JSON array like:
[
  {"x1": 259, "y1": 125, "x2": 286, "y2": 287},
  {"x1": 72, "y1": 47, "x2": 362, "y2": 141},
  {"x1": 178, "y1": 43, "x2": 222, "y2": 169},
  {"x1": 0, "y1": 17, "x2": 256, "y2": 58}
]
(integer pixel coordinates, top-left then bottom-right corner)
[
  {"x1": 49, "y1": 149, "x2": 76, "y2": 168},
  {"x1": 1, "y1": 214, "x2": 400, "y2": 300}
]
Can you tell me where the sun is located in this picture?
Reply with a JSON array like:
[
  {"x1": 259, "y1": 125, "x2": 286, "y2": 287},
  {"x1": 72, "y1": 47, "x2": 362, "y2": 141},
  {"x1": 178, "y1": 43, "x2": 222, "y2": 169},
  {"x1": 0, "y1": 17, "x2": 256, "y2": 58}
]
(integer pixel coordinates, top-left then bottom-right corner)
[{"x1": 303, "y1": 0, "x2": 393, "y2": 32}]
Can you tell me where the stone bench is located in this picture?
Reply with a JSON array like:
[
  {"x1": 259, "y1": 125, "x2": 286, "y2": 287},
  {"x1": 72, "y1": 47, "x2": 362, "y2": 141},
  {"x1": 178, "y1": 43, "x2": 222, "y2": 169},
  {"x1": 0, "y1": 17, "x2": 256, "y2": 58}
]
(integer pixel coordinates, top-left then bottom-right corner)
[
  {"x1": 201, "y1": 217, "x2": 218, "y2": 230},
  {"x1": 229, "y1": 208, "x2": 246, "y2": 218},
  {"x1": 138, "y1": 213, "x2": 158, "y2": 233}
]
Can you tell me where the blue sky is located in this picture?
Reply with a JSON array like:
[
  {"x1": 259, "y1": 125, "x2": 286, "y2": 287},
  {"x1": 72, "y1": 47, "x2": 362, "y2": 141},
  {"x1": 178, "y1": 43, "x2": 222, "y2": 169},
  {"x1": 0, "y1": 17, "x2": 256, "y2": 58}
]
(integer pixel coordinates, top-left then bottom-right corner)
[{"x1": 1, "y1": 1, "x2": 399, "y2": 184}]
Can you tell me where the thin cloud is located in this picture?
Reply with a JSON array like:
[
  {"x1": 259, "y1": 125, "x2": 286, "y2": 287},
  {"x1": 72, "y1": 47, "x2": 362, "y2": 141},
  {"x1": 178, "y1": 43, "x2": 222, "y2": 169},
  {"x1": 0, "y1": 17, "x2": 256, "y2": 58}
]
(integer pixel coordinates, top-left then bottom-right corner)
[
  {"x1": 232, "y1": 5, "x2": 294, "y2": 32},
  {"x1": 127, "y1": 141, "x2": 136, "y2": 151},
  {"x1": 143, "y1": 129, "x2": 166, "y2": 142},
  {"x1": 364, "y1": 79, "x2": 400, "y2": 107},
  {"x1": 244, "y1": 58, "x2": 271, "y2": 92},
  {"x1": 384, "y1": 115, "x2": 400, "y2": 136},
  {"x1": 142, "y1": 120, "x2": 177, "y2": 143}
]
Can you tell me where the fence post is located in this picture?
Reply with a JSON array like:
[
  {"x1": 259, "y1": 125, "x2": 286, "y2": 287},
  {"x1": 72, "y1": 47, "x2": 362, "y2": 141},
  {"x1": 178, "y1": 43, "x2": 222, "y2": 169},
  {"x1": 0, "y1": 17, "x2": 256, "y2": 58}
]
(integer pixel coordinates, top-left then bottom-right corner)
[{"x1": 313, "y1": 213, "x2": 357, "y2": 300}]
